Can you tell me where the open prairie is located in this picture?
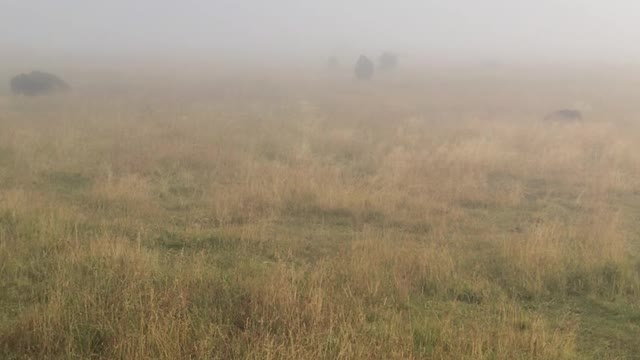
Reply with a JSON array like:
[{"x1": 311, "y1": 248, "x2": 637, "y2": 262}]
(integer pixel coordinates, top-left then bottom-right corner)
[{"x1": 1, "y1": 64, "x2": 640, "y2": 359}]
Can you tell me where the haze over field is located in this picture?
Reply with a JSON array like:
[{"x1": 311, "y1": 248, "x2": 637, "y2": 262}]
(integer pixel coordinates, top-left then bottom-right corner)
[
  {"x1": 2, "y1": 2, "x2": 640, "y2": 359},
  {"x1": 2, "y1": 0, "x2": 640, "y2": 63}
]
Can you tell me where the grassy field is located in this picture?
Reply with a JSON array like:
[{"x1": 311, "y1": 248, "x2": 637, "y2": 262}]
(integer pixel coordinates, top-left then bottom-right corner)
[{"x1": 1, "y1": 64, "x2": 640, "y2": 359}]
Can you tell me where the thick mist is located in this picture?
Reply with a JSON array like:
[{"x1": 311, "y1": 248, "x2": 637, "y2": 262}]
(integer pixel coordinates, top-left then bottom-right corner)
[{"x1": 2, "y1": 0, "x2": 640, "y2": 63}]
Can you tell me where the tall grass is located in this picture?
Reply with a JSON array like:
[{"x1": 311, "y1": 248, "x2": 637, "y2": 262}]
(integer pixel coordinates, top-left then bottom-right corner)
[{"x1": 1, "y1": 66, "x2": 639, "y2": 359}]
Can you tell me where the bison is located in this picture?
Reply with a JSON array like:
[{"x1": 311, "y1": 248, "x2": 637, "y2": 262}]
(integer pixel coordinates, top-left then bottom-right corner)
[
  {"x1": 354, "y1": 55, "x2": 374, "y2": 80},
  {"x1": 544, "y1": 109, "x2": 583, "y2": 123},
  {"x1": 10, "y1": 71, "x2": 71, "y2": 96},
  {"x1": 378, "y1": 51, "x2": 398, "y2": 72},
  {"x1": 327, "y1": 56, "x2": 340, "y2": 70}
]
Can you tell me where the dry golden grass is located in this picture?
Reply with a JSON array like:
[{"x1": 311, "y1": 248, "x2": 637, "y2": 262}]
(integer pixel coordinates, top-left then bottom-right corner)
[{"x1": 1, "y1": 65, "x2": 640, "y2": 359}]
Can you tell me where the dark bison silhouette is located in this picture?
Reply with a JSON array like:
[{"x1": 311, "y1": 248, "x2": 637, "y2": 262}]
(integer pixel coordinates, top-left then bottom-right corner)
[
  {"x1": 354, "y1": 55, "x2": 375, "y2": 80},
  {"x1": 10, "y1": 71, "x2": 70, "y2": 96},
  {"x1": 544, "y1": 109, "x2": 583, "y2": 123},
  {"x1": 378, "y1": 51, "x2": 398, "y2": 72}
]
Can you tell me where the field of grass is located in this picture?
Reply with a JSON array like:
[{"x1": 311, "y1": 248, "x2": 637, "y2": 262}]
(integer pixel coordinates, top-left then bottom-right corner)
[{"x1": 1, "y1": 65, "x2": 640, "y2": 359}]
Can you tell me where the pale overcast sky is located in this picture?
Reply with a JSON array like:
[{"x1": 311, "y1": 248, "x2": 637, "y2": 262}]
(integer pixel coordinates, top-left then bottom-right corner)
[{"x1": 1, "y1": 0, "x2": 639, "y2": 63}]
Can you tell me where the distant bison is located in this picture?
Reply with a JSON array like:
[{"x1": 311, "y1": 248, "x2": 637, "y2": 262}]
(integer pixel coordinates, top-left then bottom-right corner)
[
  {"x1": 544, "y1": 109, "x2": 583, "y2": 123},
  {"x1": 354, "y1": 55, "x2": 375, "y2": 80},
  {"x1": 327, "y1": 56, "x2": 340, "y2": 70},
  {"x1": 10, "y1": 71, "x2": 70, "y2": 96},
  {"x1": 378, "y1": 51, "x2": 398, "y2": 72}
]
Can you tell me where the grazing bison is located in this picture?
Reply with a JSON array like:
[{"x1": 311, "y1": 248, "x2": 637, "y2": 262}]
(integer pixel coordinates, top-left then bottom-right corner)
[
  {"x1": 354, "y1": 55, "x2": 375, "y2": 80},
  {"x1": 378, "y1": 51, "x2": 398, "y2": 72},
  {"x1": 544, "y1": 109, "x2": 583, "y2": 123},
  {"x1": 327, "y1": 56, "x2": 340, "y2": 70},
  {"x1": 10, "y1": 71, "x2": 70, "y2": 96}
]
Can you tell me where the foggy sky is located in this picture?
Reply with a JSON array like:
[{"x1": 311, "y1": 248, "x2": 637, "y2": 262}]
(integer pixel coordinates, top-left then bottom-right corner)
[{"x1": 2, "y1": 0, "x2": 640, "y2": 63}]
